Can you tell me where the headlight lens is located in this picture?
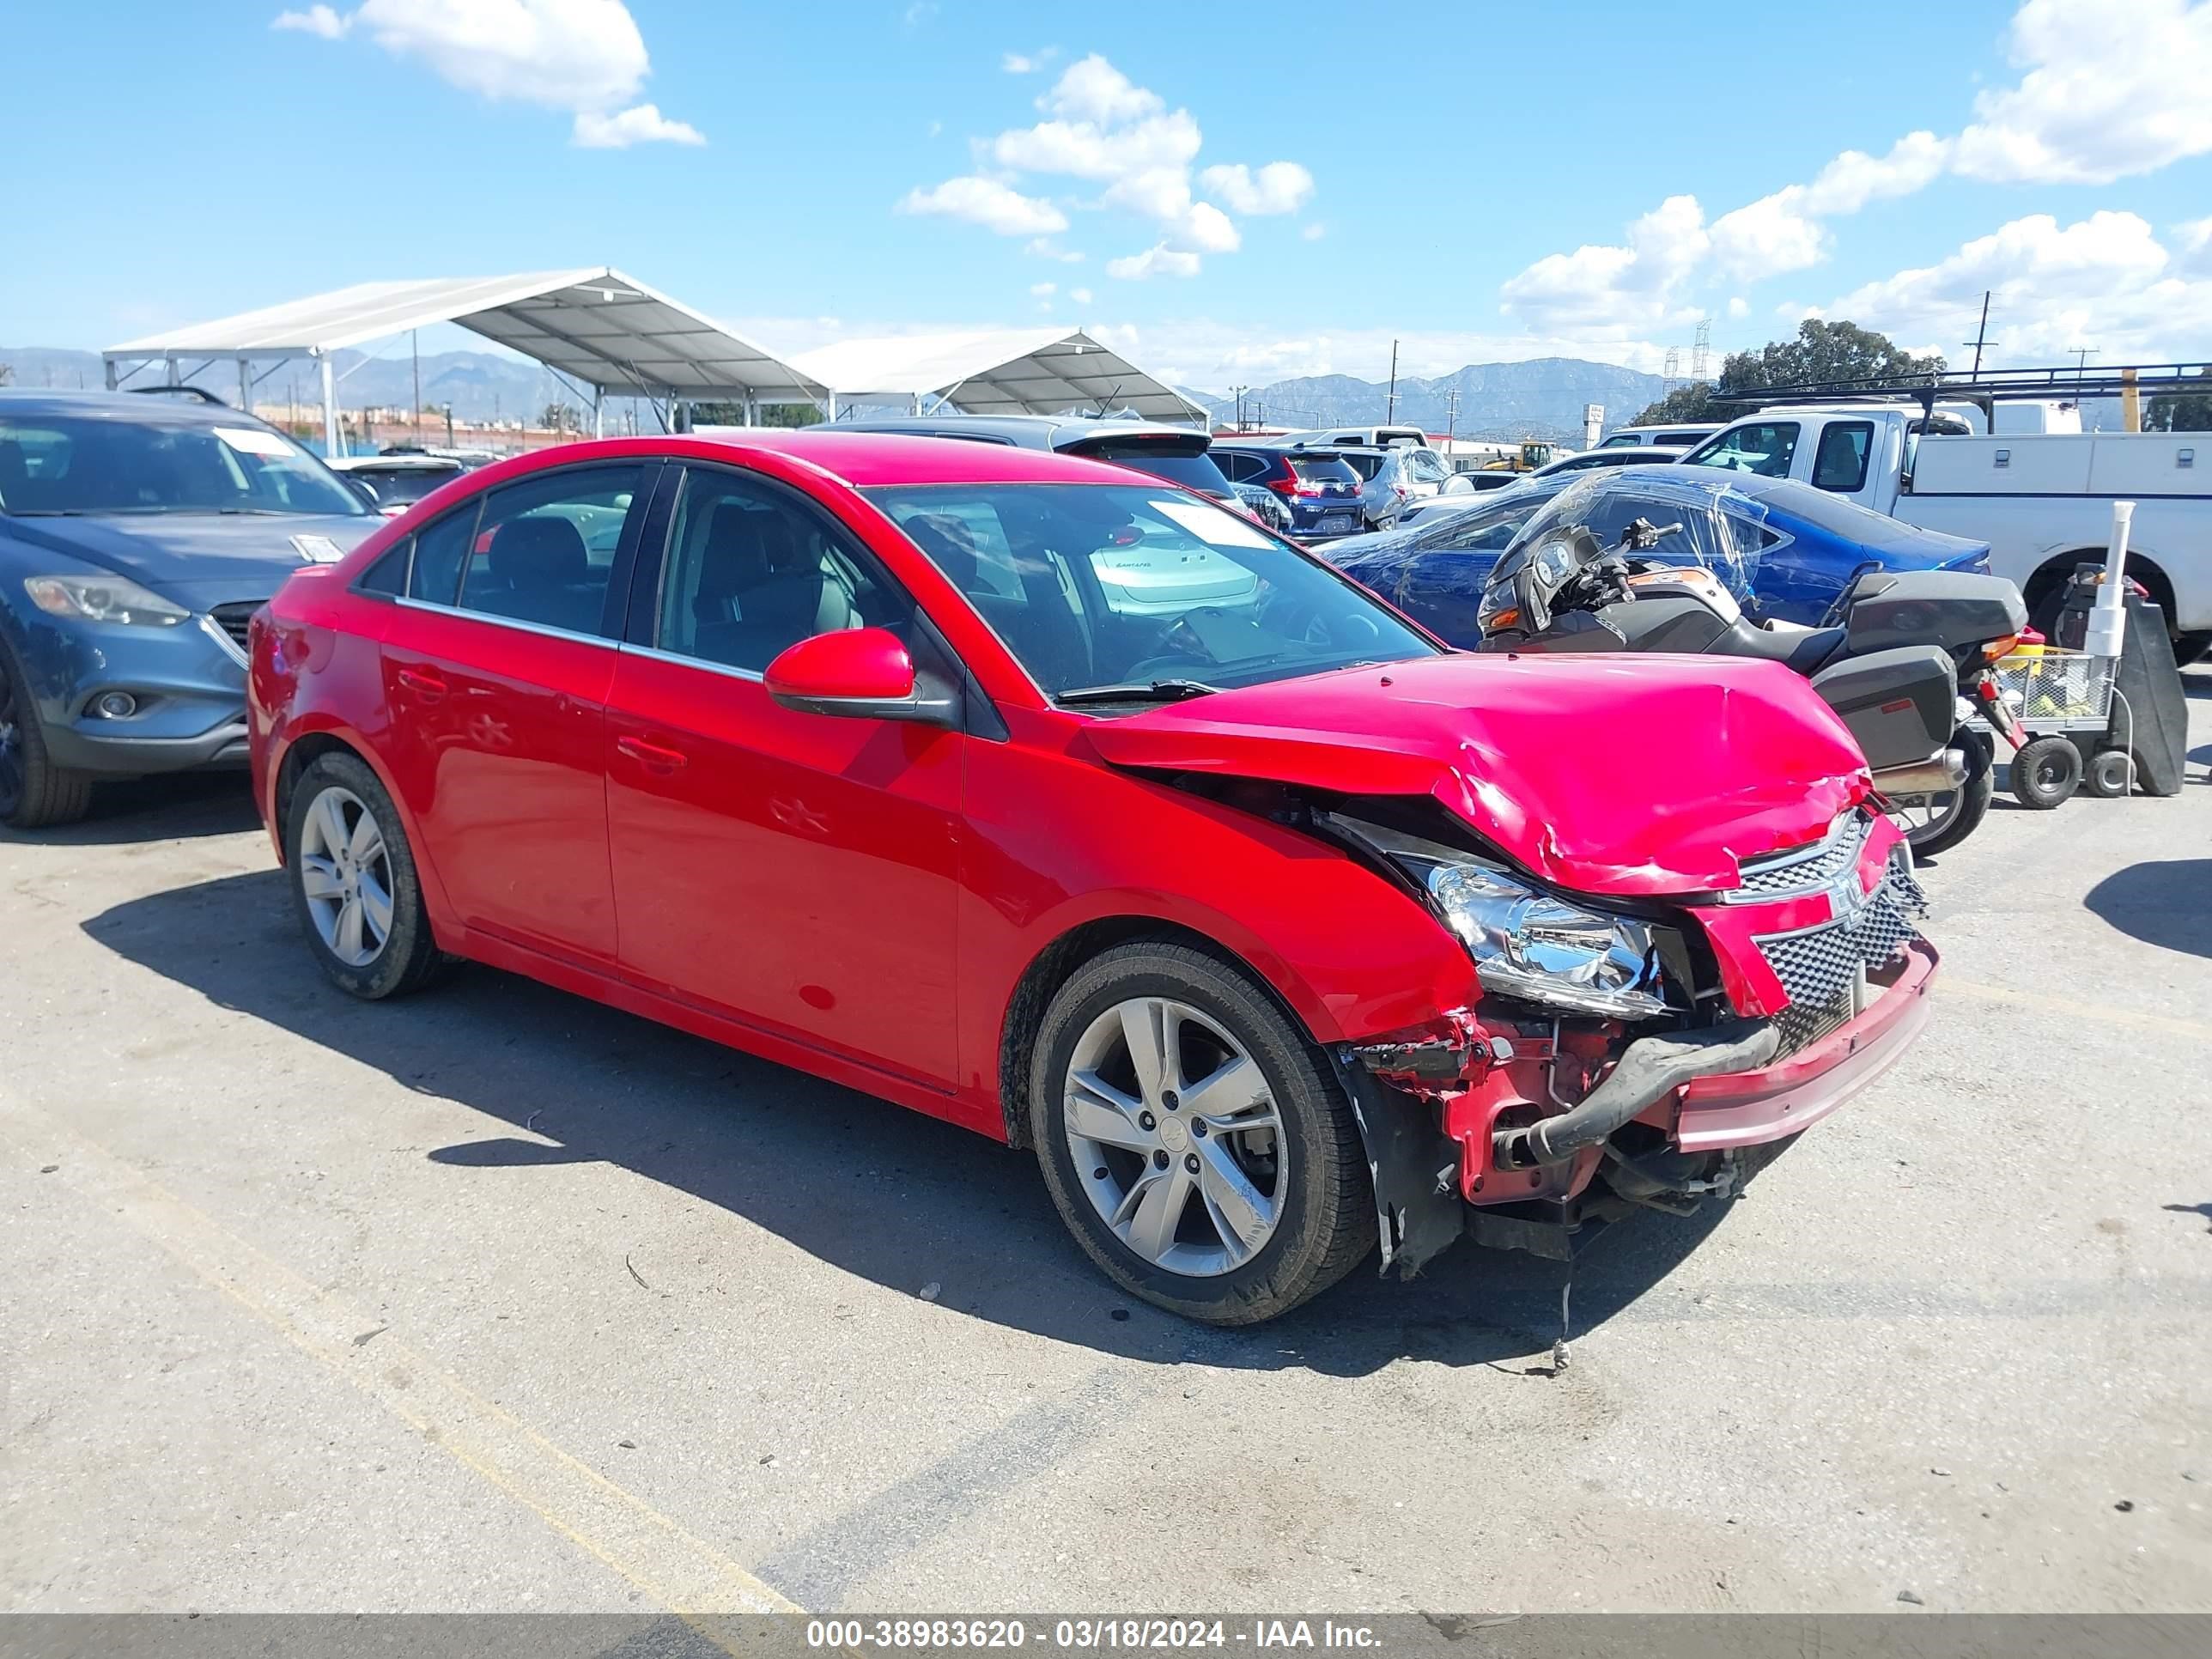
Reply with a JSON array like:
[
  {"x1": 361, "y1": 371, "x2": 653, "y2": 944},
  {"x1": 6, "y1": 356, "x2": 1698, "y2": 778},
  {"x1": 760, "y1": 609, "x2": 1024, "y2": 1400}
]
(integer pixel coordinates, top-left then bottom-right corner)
[
  {"x1": 24, "y1": 574, "x2": 190, "y2": 627},
  {"x1": 1337, "y1": 817, "x2": 1668, "y2": 1018}
]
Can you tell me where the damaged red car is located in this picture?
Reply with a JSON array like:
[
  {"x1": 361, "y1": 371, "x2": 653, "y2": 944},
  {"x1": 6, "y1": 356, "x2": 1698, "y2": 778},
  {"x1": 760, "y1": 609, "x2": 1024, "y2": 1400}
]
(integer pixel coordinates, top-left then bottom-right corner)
[{"x1": 248, "y1": 433, "x2": 1936, "y2": 1325}]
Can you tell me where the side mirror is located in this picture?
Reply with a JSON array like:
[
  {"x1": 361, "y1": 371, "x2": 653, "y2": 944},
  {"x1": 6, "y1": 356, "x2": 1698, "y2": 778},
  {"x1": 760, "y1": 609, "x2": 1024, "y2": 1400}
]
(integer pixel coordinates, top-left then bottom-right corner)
[{"x1": 763, "y1": 627, "x2": 960, "y2": 727}]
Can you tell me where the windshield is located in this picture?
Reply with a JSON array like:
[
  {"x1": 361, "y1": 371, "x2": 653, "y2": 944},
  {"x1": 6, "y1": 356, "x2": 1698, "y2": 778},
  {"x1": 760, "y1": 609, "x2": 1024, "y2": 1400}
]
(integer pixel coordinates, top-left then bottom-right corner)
[
  {"x1": 865, "y1": 482, "x2": 1437, "y2": 702},
  {"x1": 1074, "y1": 442, "x2": 1237, "y2": 498},
  {"x1": 0, "y1": 412, "x2": 368, "y2": 518},
  {"x1": 1332, "y1": 452, "x2": 1386, "y2": 481},
  {"x1": 1504, "y1": 471, "x2": 1770, "y2": 599}
]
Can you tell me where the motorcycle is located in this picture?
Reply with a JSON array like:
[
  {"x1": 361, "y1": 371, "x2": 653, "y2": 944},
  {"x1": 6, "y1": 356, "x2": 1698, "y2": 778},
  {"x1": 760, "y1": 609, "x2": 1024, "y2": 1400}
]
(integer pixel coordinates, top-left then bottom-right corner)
[{"x1": 1474, "y1": 514, "x2": 2029, "y2": 855}]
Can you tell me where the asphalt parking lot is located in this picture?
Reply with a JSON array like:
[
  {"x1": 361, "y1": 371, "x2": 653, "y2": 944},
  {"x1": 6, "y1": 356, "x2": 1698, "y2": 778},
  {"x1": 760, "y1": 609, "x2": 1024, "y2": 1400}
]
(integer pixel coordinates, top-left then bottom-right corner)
[{"x1": 4, "y1": 678, "x2": 2209, "y2": 1618}]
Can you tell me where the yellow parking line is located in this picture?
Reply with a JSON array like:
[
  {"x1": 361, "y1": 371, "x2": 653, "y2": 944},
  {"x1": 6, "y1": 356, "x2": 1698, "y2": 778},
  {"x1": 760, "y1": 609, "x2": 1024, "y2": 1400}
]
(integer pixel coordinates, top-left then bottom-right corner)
[
  {"x1": 0, "y1": 1092, "x2": 799, "y2": 1629},
  {"x1": 1939, "y1": 977, "x2": 2212, "y2": 1042}
]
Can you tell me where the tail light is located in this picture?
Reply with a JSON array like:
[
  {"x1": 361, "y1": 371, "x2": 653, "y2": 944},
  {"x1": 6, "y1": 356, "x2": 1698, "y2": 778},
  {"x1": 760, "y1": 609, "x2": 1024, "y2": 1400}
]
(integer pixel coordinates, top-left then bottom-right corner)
[
  {"x1": 1264, "y1": 469, "x2": 1297, "y2": 497},
  {"x1": 1978, "y1": 634, "x2": 2021, "y2": 663}
]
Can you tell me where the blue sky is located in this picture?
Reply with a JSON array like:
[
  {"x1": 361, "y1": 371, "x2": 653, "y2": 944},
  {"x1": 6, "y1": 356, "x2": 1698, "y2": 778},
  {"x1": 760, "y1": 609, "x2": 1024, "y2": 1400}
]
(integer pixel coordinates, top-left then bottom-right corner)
[{"x1": 8, "y1": 1, "x2": 2210, "y2": 390}]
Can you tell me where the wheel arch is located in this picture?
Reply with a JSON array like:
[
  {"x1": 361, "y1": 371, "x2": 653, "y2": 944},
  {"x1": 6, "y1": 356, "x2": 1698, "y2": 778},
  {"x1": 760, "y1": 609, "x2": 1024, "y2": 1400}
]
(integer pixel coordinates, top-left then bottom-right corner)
[
  {"x1": 994, "y1": 915, "x2": 1330, "y2": 1150},
  {"x1": 269, "y1": 721, "x2": 456, "y2": 941},
  {"x1": 2022, "y1": 545, "x2": 2177, "y2": 634}
]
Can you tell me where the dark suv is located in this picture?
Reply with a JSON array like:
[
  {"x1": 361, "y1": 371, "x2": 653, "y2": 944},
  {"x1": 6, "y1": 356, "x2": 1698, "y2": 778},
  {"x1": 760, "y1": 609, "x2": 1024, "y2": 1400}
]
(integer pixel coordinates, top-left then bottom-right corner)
[
  {"x1": 1208, "y1": 443, "x2": 1366, "y2": 539},
  {"x1": 0, "y1": 388, "x2": 380, "y2": 826}
]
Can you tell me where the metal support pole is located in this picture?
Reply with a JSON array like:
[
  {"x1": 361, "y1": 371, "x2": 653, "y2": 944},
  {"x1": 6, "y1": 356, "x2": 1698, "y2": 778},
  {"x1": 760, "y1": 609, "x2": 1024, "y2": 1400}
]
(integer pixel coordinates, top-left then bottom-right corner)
[
  {"x1": 744, "y1": 395, "x2": 757, "y2": 428},
  {"x1": 165, "y1": 356, "x2": 179, "y2": 386},
  {"x1": 103, "y1": 360, "x2": 118, "y2": 391},
  {"x1": 239, "y1": 359, "x2": 252, "y2": 415},
  {"x1": 320, "y1": 354, "x2": 339, "y2": 459},
  {"x1": 592, "y1": 386, "x2": 604, "y2": 439}
]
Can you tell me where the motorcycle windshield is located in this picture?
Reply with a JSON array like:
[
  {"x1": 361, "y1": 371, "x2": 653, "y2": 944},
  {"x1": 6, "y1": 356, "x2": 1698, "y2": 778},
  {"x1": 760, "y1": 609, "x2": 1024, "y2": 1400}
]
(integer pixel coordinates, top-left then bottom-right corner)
[{"x1": 1503, "y1": 471, "x2": 1769, "y2": 601}]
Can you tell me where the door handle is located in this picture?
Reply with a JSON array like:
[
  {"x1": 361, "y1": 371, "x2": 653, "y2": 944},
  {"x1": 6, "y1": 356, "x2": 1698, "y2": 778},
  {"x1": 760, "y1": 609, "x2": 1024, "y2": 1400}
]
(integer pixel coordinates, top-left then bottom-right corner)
[
  {"x1": 396, "y1": 667, "x2": 446, "y2": 704},
  {"x1": 616, "y1": 735, "x2": 688, "y2": 773}
]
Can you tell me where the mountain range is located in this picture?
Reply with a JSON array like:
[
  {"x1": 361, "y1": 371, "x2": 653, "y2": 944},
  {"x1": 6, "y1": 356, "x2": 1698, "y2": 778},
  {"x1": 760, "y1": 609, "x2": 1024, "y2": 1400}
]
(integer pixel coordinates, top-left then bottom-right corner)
[
  {"x1": 1183, "y1": 357, "x2": 1670, "y2": 441},
  {"x1": 3, "y1": 343, "x2": 1667, "y2": 440}
]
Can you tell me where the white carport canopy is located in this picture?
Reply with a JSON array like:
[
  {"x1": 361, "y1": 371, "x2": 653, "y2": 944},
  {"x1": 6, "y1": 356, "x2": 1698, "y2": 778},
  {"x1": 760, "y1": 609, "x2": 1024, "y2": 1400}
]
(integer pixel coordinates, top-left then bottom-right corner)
[
  {"x1": 793, "y1": 328, "x2": 1206, "y2": 424},
  {"x1": 102, "y1": 267, "x2": 823, "y2": 454}
]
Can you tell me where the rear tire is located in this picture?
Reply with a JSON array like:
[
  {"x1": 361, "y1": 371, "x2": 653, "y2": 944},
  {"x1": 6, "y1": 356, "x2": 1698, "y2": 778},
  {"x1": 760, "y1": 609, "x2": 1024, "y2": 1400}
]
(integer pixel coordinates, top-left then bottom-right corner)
[
  {"x1": 0, "y1": 635, "x2": 94, "y2": 830},
  {"x1": 1028, "y1": 941, "x2": 1375, "y2": 1326},
  {"x1": 2084, "y1": 747, "x2": 2134, "y2": 799},
  {"x1": 284, "y1": 750, "x2": 446, "y2": 999},
  {"x1": 2009, "y1": 734, "x2": 2082, "y2": 810},
  {"x1": 1893, "y1": 727, "x2": 1991, "y2": 858}
]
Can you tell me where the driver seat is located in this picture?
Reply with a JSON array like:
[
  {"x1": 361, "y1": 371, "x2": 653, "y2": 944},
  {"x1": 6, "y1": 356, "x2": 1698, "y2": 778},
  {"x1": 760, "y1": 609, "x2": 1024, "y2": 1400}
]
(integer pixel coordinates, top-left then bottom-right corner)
[{"x1": 1717, "y1": 618, "x2": 1850, "y2": 673}]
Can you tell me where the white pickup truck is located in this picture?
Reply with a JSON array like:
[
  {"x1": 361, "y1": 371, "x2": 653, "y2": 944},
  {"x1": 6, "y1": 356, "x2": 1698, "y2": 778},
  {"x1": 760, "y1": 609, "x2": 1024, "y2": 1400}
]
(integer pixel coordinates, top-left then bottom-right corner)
[{"x1": 1680, "y1": 406, "x2": 2209, "y2": 659}]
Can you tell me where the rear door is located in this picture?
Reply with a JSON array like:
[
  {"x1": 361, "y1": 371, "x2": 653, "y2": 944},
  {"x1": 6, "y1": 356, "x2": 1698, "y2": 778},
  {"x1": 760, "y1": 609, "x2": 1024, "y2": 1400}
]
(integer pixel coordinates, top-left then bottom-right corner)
[
  {"x1": 376, "y1": 461, "x2": 653, "y2": 964},
  {"x1": 603, "y1": 461, "x2": 963, "y2": 1087}
]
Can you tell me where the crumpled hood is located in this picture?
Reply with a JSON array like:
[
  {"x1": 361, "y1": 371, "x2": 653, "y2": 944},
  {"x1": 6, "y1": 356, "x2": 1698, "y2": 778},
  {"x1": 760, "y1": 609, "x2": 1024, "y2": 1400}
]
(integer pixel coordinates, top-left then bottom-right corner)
[
  {"x1": 1084, "y1": 653, "x2": 1870, "y2": 896},
  {"x1": 4, "y1": 513, "x2": 378, "y2": 608}
]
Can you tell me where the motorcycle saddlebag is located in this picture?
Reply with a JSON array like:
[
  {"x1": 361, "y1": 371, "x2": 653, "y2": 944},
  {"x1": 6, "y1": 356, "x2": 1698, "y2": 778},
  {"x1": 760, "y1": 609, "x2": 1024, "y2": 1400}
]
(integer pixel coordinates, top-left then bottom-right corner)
[
  {"x1": 1843, "y1": 570, "x2": 2027, "y2": 657},
  {"x1": 1809, "y1": 643, "x2": 1957, "y2": 771}
]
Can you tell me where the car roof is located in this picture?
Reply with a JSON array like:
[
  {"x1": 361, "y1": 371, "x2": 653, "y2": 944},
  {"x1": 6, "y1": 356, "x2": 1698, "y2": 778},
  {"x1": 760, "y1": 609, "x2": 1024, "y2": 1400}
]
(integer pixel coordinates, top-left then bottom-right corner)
[
  {"x1": 0, "y1": 387, "x2": 260, "y2": 426},
  {"x1": 804, "y1": 413, "x2": 1206, "y2": 450},
  {"x1": 674, "y1": 429, "x2": 1162, "y2": 487}
]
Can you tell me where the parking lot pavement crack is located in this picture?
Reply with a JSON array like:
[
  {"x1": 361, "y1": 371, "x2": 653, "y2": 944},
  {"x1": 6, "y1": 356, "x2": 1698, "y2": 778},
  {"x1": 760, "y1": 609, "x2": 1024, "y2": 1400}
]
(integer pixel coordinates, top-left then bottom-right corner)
[{"x1": 0, "y1": 1087, "x2": 799, "y2": 1623}]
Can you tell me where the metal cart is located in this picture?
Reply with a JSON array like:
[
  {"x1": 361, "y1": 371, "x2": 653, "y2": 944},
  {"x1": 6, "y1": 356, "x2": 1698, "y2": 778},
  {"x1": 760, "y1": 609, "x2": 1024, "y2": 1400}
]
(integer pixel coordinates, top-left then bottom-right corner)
[{"x1": 1972, "y1": 647, "x2": 2133, "y2": 805}]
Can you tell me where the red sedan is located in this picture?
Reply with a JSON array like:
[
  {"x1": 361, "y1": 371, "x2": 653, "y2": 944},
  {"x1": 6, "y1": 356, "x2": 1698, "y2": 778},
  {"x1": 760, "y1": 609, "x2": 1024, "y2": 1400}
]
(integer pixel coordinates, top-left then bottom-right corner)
[{"x1": 249, "y1": 433, "x2": 1936, "y2": 1324}]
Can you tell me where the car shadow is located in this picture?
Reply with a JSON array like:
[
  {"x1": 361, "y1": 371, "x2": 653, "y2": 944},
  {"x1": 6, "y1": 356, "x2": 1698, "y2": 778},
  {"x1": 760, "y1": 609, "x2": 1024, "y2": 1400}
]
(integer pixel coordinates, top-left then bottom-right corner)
[
  {"x1": 82, "y1": 867, "x2": 1742, "y2": 1377},
  {"x1": 2083, "y1": 859, "x2": 2212, "y2": 961},
  {"x1": 1, "y1": 772, "x2": 260, "y2": 846}
]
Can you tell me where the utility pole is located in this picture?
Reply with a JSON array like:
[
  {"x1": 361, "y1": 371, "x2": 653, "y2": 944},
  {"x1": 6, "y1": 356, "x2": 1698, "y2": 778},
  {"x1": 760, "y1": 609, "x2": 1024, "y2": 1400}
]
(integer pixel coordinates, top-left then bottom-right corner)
[
  {"x1": 411, "y1": 329, "x2": 422, "y2": 450},
  {"x1": 2069, "y1": 344, "x2": 2098, "y2": 378},
  {"x1": 1385, "y1": 339, "x2": 1399, "y2": 423},
  {"x1": 1964, "y1": 291, "x2": 1996, "y2": 379},
  {"x1": 1444, "y1": 385, "x2": 1460, "y2": 446}
]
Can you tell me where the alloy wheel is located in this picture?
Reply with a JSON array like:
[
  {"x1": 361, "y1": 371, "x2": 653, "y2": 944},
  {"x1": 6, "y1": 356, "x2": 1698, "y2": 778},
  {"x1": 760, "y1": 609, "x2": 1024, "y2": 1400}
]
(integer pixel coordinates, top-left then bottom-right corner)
[
  {"x1": 298, "y1": 785, "x2": 394, "y2": 968},
  {"x1": 1061, "y1": 997, "x2": 1287, "y2": 1277},
  {"x1": 1887, "y1": 789, "x2": 1962, "y2": 847}
]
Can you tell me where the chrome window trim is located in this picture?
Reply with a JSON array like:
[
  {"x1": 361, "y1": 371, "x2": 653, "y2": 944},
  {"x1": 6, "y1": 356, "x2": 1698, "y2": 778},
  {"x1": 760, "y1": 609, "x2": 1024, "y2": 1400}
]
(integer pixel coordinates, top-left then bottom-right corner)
[
  {"x1": 1720, "y1": 811, "x2": 1871, "y2": 904},
  {"x1": 390, "y1": 594, "x2": 618, "y2": 651},
  {"x1": 616, "y1": 640, "x2": 765, "y2": 684},
  {"x1": 199, "y1": 612, "x2": 250, "y2": 668}
]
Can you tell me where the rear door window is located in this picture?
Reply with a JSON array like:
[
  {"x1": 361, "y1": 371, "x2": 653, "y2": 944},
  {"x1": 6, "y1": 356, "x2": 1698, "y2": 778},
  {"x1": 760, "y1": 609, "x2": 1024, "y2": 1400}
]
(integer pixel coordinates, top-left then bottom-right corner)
[
  {"x1": 453, "y1": 464, "x2": 646, "y2": 636},
  {"x1": 1811, "y1": 422, "x2": 1874, "y2": 492}
]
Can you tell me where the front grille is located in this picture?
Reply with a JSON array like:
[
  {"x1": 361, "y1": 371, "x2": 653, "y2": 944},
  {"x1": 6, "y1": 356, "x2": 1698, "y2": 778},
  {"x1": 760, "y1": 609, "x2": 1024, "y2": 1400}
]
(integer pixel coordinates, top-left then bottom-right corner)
[
  {"x1": 1729, "y1": 809, "x2": 1875, "y2": 902},
  {"x1": 1756, "y1": 853, "x2": 1927, "y2": 1053},
  {"x1": 210, "y1": 602, "x2": 262, "y2": 659}
]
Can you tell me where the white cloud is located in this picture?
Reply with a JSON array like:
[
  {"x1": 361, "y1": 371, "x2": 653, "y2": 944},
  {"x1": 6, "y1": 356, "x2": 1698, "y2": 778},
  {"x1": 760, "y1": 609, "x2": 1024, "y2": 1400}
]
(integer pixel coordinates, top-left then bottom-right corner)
[
  {"x1": 915, "y1": 52, "x2": 1316, "y2": 279},
  {"x1": 1029, "y1": 281, "x2": 1057, "y2": 297},
  {"x1": 270, "y1": 1, "x2": 703, "y2": 146},
  {"x1": 1803, "y1": 131, "x2": 1952, "y2": 214},
  {"x1": 1500, "y1": 194, "x2": 1709, "y2": 336},
  {"x1": 1726, "y1": 296, "x2": 1749, "y2": 319},
  {"x1": 1001, "y1": 46, "x2": 1058, "y2": 74},
  {"x1": 573, "y1": 102, "x2": 702, "y2": 148},
  {"x1": 1024, "y1": 237, "x2": 1085, "y2": 263},
  {"x1": 1039, "y1": 53, "x2": 1161, "y2": 125},
  {"x1": 1198, "y1": 161, "x2": 1314, "y2": 216},
  {"x1": 273, "y1": 5, "x2": 350, "y2": 37},
  {"x1": 1953, "y1": 0, "x2": 2212, "y2": 183},
  {"x1": 1823, "y1": 210, "x2": 2212, "y2": 362},
  {"x1": 1107, "y1": 246, "x2": 1202, "y2": 281},
  {"x1": 992, "y1": 110, "x2": 1201, "y2": 180},
  {"x1": 899, "y1": 175, "x2": 1068, "y2": 236},
  {"x1": 1301, "y1": 222, "x2": 1326, "y2": 242},
  {"x1": 1070, "y1": 286, "x2": 1093, "y2": 305}
]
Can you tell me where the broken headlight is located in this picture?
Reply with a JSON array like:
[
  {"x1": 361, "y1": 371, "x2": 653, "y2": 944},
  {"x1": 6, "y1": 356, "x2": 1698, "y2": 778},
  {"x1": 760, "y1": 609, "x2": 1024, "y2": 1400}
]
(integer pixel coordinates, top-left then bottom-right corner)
[{"x1": 1334, "y1": 817, "x2": 1667, "y2": 1019}]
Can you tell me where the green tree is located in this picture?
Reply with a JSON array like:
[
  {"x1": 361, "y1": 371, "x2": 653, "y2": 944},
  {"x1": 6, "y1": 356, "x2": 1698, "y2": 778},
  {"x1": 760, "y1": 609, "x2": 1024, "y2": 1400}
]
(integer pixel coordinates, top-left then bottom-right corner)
[
  {"x1": 1629, "y1": 319, "x2": 1946, "y2": 426},
  {"x1": 2146, "y1": 367, "x2": 2212, "y2": 432}
]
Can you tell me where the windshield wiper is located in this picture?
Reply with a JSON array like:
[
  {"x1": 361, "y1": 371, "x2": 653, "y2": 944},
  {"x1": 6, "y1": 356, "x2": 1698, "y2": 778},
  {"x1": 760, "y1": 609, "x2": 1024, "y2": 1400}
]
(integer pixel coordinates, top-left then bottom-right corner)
[
  {"x1": 3, "y1": 508, "x2": 85, "y2": 516},
  {"x1": 1056, "y1": 678, "x2": 1221, "y2": 705}
]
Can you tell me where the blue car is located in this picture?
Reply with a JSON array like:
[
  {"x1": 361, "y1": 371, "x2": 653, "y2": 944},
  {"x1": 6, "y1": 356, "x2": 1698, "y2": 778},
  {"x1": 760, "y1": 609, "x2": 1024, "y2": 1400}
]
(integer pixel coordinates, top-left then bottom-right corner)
[
  {"x1": 1326, "y1": 468, "x2": 1991, "y2": 646},
  {"x1": 0, "y1": 390, "x2": 381, "y2": 826},
  {"x1": 1207, "y1": 442, "x2": 1367, "y2": 540}
]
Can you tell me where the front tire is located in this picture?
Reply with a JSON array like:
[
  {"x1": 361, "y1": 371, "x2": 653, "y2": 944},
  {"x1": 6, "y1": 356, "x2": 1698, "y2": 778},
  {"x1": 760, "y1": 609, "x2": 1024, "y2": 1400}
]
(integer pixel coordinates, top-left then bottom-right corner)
[
  {"x1": 0, "y1": 635, "x2": 94, "y2": 830},
  {"x1": 1028, "y1": 942, "x2": 1375, "y2": 1325},
  {"x1": 285, "y1": 751, "x2": 445, "y2": 999},
  {"x1": 2009, "y1": 734, "x2": 2082, "y2": 809}
]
